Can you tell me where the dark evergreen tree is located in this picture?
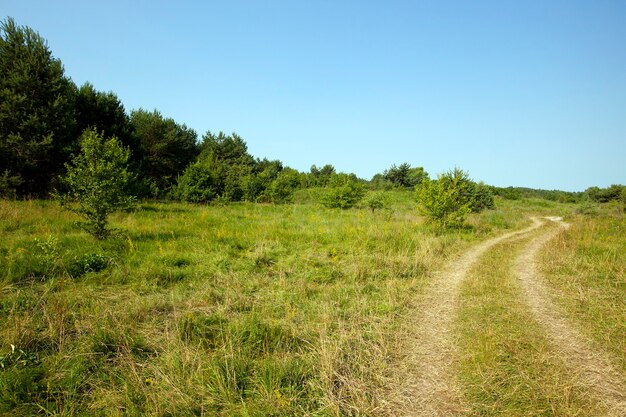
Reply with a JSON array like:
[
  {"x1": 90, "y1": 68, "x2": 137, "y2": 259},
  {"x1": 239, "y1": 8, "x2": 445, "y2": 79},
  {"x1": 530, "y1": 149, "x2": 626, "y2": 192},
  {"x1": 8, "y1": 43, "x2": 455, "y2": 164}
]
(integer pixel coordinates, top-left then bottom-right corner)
[
  {"x1": 0, "y1": 17, "x2": 76, "y2": 196},
  {"x1": 199, "y1": 131, "x2": 255, "y2": 167},
  {"x1": 75, "y1": 82, "x2": 140, "y2": 162},
  {"x1": 382, "y1": 163, "x2": 429, "y2": 188},
  {"x1": 308, "y1": 164, "x2": 335, "y2": 187},
  {"x1": 131, "y1": 109, "x2": 198, "y2": 196}
]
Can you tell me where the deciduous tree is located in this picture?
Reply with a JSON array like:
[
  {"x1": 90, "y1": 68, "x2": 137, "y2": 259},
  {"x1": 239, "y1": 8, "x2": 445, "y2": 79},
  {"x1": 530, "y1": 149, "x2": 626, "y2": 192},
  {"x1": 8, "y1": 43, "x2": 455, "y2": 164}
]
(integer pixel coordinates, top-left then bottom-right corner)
[{"x1": 57, "y1": 128, "x2": 135, "y2": 239}]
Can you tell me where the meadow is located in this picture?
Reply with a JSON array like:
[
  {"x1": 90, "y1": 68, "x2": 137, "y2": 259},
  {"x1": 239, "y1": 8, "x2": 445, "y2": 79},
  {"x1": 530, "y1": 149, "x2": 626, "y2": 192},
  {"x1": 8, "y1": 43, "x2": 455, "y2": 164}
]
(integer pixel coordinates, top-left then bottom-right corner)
[{"x1": 0, "y1": 194, "x2": 623, "y2": 416}]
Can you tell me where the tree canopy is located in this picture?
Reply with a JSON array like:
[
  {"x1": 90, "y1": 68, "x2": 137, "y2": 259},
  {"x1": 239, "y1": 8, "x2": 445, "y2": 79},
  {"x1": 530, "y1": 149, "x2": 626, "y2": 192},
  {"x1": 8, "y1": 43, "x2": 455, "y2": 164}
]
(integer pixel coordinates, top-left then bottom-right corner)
[
  {"x1": 131, "y1": 109, "x2": 199, "y2": 196},
  {"x1": 2, "y1": 16, "x2": 603, "y2": 207},
  {"x1": 0, "y1": 17, "x2": 75, "y2": 196}
]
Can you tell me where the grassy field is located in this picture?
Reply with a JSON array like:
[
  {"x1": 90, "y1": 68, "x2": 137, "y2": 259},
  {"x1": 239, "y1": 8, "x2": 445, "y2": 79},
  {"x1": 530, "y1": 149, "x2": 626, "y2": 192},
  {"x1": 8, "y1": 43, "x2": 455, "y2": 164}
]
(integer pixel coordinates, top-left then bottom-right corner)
[{"x1": 0, "y1": 195, "x2": 622, "y2": 416}]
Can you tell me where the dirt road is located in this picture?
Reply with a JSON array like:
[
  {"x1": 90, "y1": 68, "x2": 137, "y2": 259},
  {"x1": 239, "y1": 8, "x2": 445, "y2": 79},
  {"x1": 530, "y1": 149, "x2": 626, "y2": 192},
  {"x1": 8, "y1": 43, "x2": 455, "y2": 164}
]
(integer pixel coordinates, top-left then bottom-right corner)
[
  {"x1": 382, "y1": 217, "x2": 626, "y2": 416},
  {"x1": 515, "y1": 218, "x2": 626, "y2": 416}
]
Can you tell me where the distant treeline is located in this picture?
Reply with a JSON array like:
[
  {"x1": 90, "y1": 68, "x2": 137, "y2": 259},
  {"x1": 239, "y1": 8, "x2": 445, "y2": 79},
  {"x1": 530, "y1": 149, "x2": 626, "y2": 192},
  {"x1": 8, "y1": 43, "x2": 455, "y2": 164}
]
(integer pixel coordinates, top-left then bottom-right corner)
[
  {"x1": 492, "y1": 185, "x2": 625, "y2": 205},
  {"x1": 1, "y1": 17, "x2": 622, "y2": 204}
]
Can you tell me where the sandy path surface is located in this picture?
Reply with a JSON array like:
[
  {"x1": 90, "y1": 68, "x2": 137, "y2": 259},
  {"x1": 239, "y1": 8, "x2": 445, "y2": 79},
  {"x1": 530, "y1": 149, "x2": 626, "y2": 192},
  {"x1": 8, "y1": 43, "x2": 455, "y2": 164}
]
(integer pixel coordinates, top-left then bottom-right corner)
[
  {"x1": 514, "y1": 217, "x2": 626, "y2": 416},
  {"x1": 381, "y1": 219, "x2": 543, "y2": 416}
]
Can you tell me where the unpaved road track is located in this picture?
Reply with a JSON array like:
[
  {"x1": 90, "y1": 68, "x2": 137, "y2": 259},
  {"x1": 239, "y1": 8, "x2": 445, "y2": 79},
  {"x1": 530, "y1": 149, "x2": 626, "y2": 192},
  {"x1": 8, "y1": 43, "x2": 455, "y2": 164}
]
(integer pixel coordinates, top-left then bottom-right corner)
[
  {"x1": 383, "y1": 217, "x2": 626, "y2": 416},
  {"x1": 382, "y1": 219, "x2": 543, "y2": 416},
  {"x1": 515, "y1": 218, "x2": 626, "y2": 416}
]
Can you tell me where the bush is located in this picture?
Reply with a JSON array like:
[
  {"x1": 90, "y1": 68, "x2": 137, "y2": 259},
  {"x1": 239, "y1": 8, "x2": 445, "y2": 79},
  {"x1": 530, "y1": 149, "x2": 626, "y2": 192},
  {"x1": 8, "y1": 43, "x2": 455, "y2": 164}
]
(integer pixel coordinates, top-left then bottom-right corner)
[
  {"x1": 57, "y1": 128, "x2": 135, "y2": 239},
  {"x1": 266, "y1": 169, "x2": 301, "y2": 204},
  {"x1": 175, "y1": 158, "x2": 222, "y2": 203},
  {"x1": 322, "y1": 181, "x2": 365, "y2": 209},
  {"x1": 416, "y1": 168, "x2": 473, "y2": 228},
  {"x1": 363, "y1": 191, "x2": 389, "y2": 212},
  {"x1": 467, "y1": 182, "x2": 495, "y2": 212},
  {"x1": 586, "y1": 184, "x2": 625, "y2": 203},
  {"x1": 575, "y1": 200, "x2": 599, "y2": 216},
  {"x1": 68, "y1": 252, "x2": 111, "y2": 277}
]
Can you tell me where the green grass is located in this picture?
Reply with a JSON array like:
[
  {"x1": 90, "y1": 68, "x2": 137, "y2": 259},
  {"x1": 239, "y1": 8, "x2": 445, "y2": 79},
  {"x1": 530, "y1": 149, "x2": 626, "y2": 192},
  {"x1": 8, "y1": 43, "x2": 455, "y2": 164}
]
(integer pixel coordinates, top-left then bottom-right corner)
[
  {"x1": 0, "y1": 195, "x2": 594, "y2": 415},
  {"x1": 538, "y1": 204, "x2": 626, "y2": 373},
  {"x1": 455, "y1": 227, "x2": 601, "y2": 416},
  {"x1": 0, "y1": 195, "x2": 496, "y2": 416}
]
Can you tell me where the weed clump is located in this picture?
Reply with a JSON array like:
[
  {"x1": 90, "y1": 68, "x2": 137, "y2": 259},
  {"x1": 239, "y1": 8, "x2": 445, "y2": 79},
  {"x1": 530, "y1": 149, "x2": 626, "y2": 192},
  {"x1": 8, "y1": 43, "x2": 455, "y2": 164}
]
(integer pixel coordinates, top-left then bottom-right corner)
[{"x1": 68, "y1": 252, "x2": 111, "y2": 277}]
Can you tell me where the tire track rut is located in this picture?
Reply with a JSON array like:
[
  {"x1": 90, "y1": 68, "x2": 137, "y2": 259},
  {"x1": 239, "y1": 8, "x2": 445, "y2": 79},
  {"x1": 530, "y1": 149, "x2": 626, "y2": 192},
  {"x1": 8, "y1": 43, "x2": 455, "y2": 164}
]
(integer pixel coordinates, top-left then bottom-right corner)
[
  {"x1": 382, "y1": 219, "x2": 543, "y2": 416},
  {"x1": 384, "y1": 216, "x2": 625, "y2": 416},
  {"x1": 515, "y1": 217, "x2": 626, "y2": 416}
]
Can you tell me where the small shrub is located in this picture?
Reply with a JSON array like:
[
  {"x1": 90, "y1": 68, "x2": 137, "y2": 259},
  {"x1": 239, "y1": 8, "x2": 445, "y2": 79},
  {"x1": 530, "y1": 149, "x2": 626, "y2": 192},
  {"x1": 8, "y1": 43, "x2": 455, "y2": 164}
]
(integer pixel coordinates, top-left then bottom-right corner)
[
  {"x1": 575, "y1": 200, "x2": 599, "y2": 216},
  {"x1": 68, "y1": 252, "x2": 110, "y2": 277},
  {"x1": 416, "y1": 168, "x2": 473, "y2": 228},
  {"x1": 33, "y1": 235, "x2": 62, "y2": 278},
  {"x1": 322, "y1": 182, "x2": 365, "y2": 209},
  {"x1": 56, "y1": 128, "x2": 135, "y2": 240},
  {"x1": 363, "y1": 191, "x2": 389, "y2": 212},
  {"x1": 417, "y1": 168, "x2": 493, "y2": 228}
]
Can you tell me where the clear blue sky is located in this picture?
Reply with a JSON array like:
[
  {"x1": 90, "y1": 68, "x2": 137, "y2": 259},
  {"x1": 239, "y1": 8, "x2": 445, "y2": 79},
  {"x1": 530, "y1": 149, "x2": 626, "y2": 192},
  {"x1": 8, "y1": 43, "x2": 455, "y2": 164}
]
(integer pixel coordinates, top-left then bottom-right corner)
[{"x1": 4, "y1": 0, "x2": 625, "y2": 191}]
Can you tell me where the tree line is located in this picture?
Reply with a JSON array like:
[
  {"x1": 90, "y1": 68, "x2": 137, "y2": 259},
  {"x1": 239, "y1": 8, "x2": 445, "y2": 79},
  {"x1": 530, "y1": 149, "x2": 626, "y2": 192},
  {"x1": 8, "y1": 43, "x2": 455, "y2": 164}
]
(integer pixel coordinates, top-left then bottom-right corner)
[
  {"x1": 0, "y1": 17, "x2": 390, "y2": 201},
  {"x1": 2, "y1": 17, "x2": 621, "y2": 236}
]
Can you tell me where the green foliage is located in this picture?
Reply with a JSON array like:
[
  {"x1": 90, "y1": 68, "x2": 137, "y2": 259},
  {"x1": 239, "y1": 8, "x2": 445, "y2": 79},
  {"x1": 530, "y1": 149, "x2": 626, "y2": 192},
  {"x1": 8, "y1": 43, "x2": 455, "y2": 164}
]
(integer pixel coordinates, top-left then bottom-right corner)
[
  {"x1": 0, "y1": 17, "x2": 76, "y2": 197},
  {"x1": 0, "y1": 170, "x2": 22, "y2": 198},
  {"x1": 363, "y1": 191, "x2": 389, "y2": 212},
  {"x1": 177, "y1": 132, "x2": 298, "y2": 204},
  {"x1": 175, "y1": 131, "x2": 259, "y2": 203},
  {"x1": 174, "y1": 157, "x2": 222, "y2": 203},
  {"x1": 75, "y1": 82, "x2": 139, "y2": 161},
  {"x1": 266, "y1": 168, "x2": 302, "y2": 203},
  {"x1": 493, "y1": 186, "x2": 581, "y2": 203},
  {"x1": 131, "y1": 109, "x2": 199, "y2": 196},
  {"x1": 467, "y1": 182, "x2": 495, "y2": 213},
  {"x1": 0, "y1": 345, "x2": 45, "y2": 414},
  {"x1": 575, "y1": 200, "x2": 599, "y2": 216},
  {"x1": 308, "y1": 164, "x2": 336, "y2": 187},
  {"x1": 383, "y1": 163, "x2": 429, "y2": 188},
  {"x1": 585, "y1": 184, "x2": 625, "y2": 203},
  {"x1": 417, "y1": 169, "x2": 496, "y2": 228},
  {"x1": 493, "y1": 186, "x2": 522, "y2": 200},
  {"x1": 416, "y1": 168, "x2": 474, "y2": 228},
  {"x1": 200, "y1": 131, "x2": 255, "y2": 167},
  {"x1": 243, "y1": 159, "x2": 283, "y2": 201},
  {"x1": 68, "y1": 252, "x2": 111, "y2": 277},
  {"x1": 322, "y1": 180, "x2": 365, "y2": 209},
  {"x1": 33, "y1": 235, "x2": 62, "y2": 278},
  {"x1": 57, "y1": 128, "x2": 135, "y2": 239}
]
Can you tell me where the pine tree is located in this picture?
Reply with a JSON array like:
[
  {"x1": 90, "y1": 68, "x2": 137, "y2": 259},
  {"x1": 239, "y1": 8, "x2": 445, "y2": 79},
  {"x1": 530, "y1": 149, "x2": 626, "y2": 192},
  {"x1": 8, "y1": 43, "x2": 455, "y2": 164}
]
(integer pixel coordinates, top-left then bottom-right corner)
[{"x1": 0, "y1": 17, "x2": 76, "y2": 196}]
